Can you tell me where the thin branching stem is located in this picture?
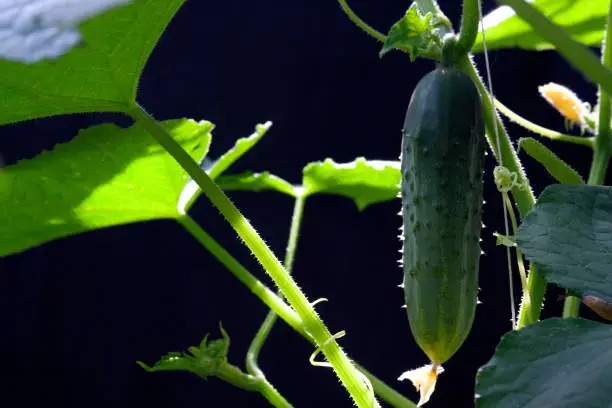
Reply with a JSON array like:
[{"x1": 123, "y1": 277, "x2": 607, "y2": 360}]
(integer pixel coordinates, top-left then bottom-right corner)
[{"x1": 495, "y1": 99, "x2": 595, "y2": 148}]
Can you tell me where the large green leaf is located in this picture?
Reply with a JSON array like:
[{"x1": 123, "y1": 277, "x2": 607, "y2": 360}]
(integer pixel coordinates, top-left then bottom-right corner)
[
  {"x1": 303, "y1": 158, "x2": 400, "y2": 210},
  {"x1": 0, "y1": 0, "x2": 185, "y2": 125},
  {"x1": 473, "y1": 0, "x2": 609, "y2": 53},
  {"x1": 0, "y1": 0, "x2": 131, "y2": 63},
  {"x1": 0, "y1": 119, "x2": 212, "y2": 257},
  {"x1": 516, "y1": 184, "x2": 612, "y2": 302},
  {"x1": 476, "y1": 317, "x2": 612, "y2": 408}
]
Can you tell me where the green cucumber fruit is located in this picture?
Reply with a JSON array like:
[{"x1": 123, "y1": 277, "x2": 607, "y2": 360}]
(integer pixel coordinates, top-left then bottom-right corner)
[{"x1": 401, "y1": 67, "x2": 485, "y2": 365}]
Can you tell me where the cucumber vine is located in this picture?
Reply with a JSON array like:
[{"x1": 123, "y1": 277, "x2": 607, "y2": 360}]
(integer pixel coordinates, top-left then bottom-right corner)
[{"x1": 2, "y1": 0, "x2": 612, "y2": 407}]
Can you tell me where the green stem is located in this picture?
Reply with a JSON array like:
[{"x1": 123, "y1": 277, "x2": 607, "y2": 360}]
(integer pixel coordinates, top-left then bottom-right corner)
[
  {"x1": 563, "y1": 0, "x2": 612, "y2": 318},
  {"x1": 178, "y1": 215, "x2": 304, "y2": 334},
  {"x1": 178, "y1": 215, "x2": 417, "y2": 407},
  {"x1": 246, "y1": 193, "x2": 307, "y2": 378},
  {"x1": 336, "y1": 0, "x2": 386, "y2": 42},
  {"x1": 129, "y1": 104, "x2": 378, "y2": 408},
  {"x1": 456, "y1": 57, "x2": 536, "y2": 213},
  {"x1": 495, "y1": 99, "x2": 595, "y2": 148},
  {"x1": 355, "y1": 368, "x2": 416, "y2": 408},
  {"x1": 455, "y1": 56, "x2": 545, "y2": 329},
  {"x1": 503, "y1": 194, "x2": 528, "y2": 297},
  {"x1": 207, "y1": 362, "x2": 259, "y2": 391},
  {"x1": 562, "y1": 296, "x2": 581, "y2": 318},
  {"x1": 454, "y1": 0, "x2": 480, "y2": 58},
  {"x1": 196, "y1": 349, "x2": 292, "y2": 408},
  {"x1": 499, "y1": 0, "x2": 612, "y2": 96}
]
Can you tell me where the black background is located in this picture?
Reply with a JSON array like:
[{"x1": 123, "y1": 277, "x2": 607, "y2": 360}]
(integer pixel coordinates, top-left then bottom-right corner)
[{"x1": 0, "y1": 1, "x2": 606, "y2": 407}]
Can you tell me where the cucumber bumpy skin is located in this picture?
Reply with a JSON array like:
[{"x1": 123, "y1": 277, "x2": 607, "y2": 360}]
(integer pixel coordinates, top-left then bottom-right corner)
[{"x1": 399, "y1": 67, "x2": 485, "y2": 405}]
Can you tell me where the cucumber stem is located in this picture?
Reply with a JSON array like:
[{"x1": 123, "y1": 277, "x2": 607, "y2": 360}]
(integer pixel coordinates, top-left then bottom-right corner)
[
  {"x1": 454, "y1": 0, "x2": 480, "y2": 60},
  {"x1": 455, "y1": 56, "x2": 545, "y2": 329},
  {"x1": 246, "y1": 193, "x2": 306, "y2": 385}
]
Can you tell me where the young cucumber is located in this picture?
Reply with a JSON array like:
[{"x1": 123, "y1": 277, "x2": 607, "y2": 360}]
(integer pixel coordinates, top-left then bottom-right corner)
[{"x1": 399, "y1": 67, "x2": 485, "y2": 406}]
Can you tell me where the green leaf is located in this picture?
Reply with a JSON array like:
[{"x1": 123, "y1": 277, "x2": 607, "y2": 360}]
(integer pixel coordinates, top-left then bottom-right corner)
[
  {"x1": 177, "y1": 122, "x2": 272, "y2": 213},
  {"x1": 0, "y1": 0, "x2": 131, "y2": 63},
  {"x1": 518, "y1": 137, "x2": 585, "y2": 184},
  {"x1": 0, "y1": 0, "x2": 185, "y2": 125},
  {"x1": 303, "y1": 158, "x2": 400, "y2": 210},
  {"x1": 473, "y1": 0, "x2": 609, "y2": 53},
  {"x1": 208, "y1": 122, "x2": 273, "y2": 179},
  {"x1": 0, "y1": 118, "x2": 212, "y2": 257},
  {"x1": 214, "y1": 158, "x2": 401, "y2": 210},
  {"x1": 216, "y1": 171, "x2": 297, "y2": 197},
  {"x1": 379, "y1": 3, "x2": 443, "y2": 61},
  {"x1": 516, "y1": 184, "x2": 612, "y2": 302},
  {"x1": 476, "y1": 317, "x2": 612, "y2": 408}
]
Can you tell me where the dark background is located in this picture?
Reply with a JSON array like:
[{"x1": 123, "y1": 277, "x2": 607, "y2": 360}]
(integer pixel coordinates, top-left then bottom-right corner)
[{"x1": 0, "y1": 1, "x2": 605, "y2": 407}]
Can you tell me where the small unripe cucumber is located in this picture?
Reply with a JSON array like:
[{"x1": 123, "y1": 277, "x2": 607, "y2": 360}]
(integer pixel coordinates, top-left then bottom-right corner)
[{"x1": 401, "y1": 67, "x2": 485, "y2": 367}]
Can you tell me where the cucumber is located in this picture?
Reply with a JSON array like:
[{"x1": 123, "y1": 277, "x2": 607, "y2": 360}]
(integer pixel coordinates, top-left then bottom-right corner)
[{"x1": 399, "y1": 67, "x2": 485, "y2": 405}]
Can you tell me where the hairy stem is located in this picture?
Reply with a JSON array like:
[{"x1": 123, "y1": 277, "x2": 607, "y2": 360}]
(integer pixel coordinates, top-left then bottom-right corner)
[
  {"x1": 178, "y1": 215, "x2": 304, "y2": 333},
  {"x1": 178, "y1": 215, "x2": 417, "y2": 407},
  {"x1": 246, "y1": 193, "x2": 306, "y2": 382},
  {"x1": 564, "y1": 0, "x2": 612, "y2": 318},
  {"x1": 129, "y1": 103, "x2": 378, "y2": 408},
  {"x1": 454, "y1": 56, "x2": 545, "y2": 329},
  {"x1": 455, "y1": 0, "x2": 480, "y2": 58},
  {"x1": 336, "y1": 0, "x2": 386, "y2": 42},
  {"x1": 495, "y1": 99, "x2": 595, "y2": 148},
  {"x1": 503, "y1": 193, "x2": 529, "y2": 309},
  {"x1": 179, "y1": 217, "x2": 292, "y2": 407}
]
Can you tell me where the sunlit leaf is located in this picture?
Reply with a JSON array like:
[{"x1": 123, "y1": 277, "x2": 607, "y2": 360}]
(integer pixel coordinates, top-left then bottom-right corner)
[
  {"x1": 303, "y1": 158, "x2": 400, "y2": 210},
  {"x1": 214, "y1": 158, "x2": 401, "y2": 210},
  {"x1": 473, "y1": 0, "x2": 608, "y2": 53},
  {"x1": 0, "y1": 0, "x2": 185, "y2": 125},
  {"x1": 0, "y1": 0, "x2": 131, "y2": 63},
  {"x1": 0, "y1": 118, "x2": 212, "y2": 256}
]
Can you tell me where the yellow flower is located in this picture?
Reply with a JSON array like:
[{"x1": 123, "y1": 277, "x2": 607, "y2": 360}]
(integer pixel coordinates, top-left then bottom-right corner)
[{"x1": 538, "y1": 82, "x2": 588, "y2": 125}]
